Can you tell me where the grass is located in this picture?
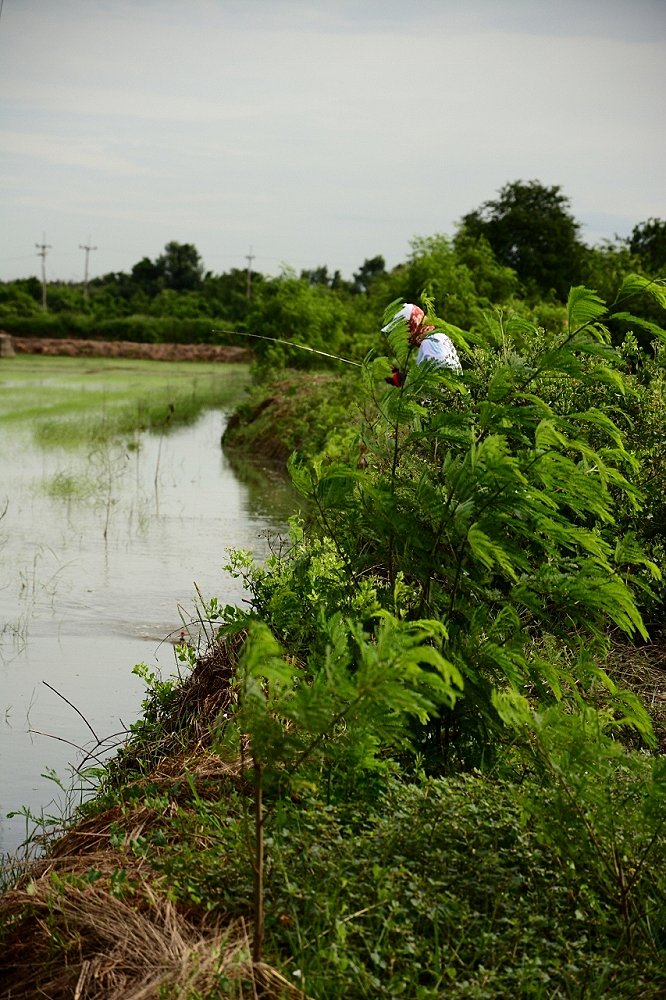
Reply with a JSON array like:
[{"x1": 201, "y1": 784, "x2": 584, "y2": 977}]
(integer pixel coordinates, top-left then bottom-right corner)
[
  {"x1": 2, "y1": 635, "x2": 663, "y2": 1000},
  {"x1": 222, "y1": 370, "x2": 362, "y2": 465},
  {"x1": 0, "y1": 355, "x2": 251, "y2": 447}
]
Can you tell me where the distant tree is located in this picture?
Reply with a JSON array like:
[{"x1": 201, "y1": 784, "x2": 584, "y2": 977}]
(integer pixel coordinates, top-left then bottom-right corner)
[
  {"x1": 93, "y1": 270, "x2": 137, "y2": 298},
  {"x1": 15, "y1": 276, "x2": 42, "y2": 304},
  {"x1": 391, "y1": 234, "x2": 477, "y2": 326},
  {"x1": 147, "y1": 289, "x2": 209, "y2": 319},
  {"x1": 451, "y1": 232, "x2": 520, "y2": 303},
  {"x1": 379, "y1": 234, "x2": 518, "y2": 332},
  {"x1": 156, "y1": 241, "x2": 204, "y2": 292},
  {"x1": 131, "y1": 256, "x2": 164, "y2": 296},
  {"x1": 301, "y1": 265, "x2": 333, "y2": 287},
  {"x1": 299, "y1": 266, "x2": 351, "y2": 292},
  {"x1": 246, "y1": 273, "x2": 356, "y2": 368},
  {"x1": 45, "y1": 283, "x2": 88, "y2": 313},
  {"x1": 460, "y1": 180, "x2": 585, "y2": 301},
  {"x1": 628, "y1": 218, "x2": 666, "y2": 276},
  {"x1": 352, "y1": 255, "x2": 386, "y2": 294},
  {"x1": 202, "y1": 268, "x2": 266, "y2": 323},
  {"x1": 0, "y1": 281, "x2": 42, "y2": 317},
  {"x1": 580, "y1": 239, "x2": 636, "y2": 305}
]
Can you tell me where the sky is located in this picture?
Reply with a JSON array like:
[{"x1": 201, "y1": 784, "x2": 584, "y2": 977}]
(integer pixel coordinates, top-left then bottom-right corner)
[{"x1": 1, "y1": 0, "x2": 664, "y2": 285}]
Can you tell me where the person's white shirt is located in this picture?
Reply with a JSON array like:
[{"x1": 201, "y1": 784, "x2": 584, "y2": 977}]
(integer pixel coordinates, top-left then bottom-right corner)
[{"x1": 415, "y1": 332, "x2": 462, "y2": 372}]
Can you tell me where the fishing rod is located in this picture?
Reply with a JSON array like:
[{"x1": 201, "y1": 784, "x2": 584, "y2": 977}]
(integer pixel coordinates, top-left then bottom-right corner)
[{"x1": 211, "y1": 328, "x2": 362, "y2": 367}]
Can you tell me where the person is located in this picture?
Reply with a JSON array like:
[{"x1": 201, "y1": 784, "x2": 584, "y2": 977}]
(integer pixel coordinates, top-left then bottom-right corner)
[{"x1": 381, "y1": 303, "x2": 462, "y2": 385}]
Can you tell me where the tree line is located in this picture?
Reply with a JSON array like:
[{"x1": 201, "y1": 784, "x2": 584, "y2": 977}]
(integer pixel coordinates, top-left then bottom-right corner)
[{"x1": 0, "y1": 179, "x2": 664, "y2": 358}]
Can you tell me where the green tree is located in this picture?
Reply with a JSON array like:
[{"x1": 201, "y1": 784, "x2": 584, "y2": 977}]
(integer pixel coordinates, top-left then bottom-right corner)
[
  {"x1": 460, "y1": 180, "x2": 585, "y2": 301},
  {"x1": 352, "y1": 255, "x2": 386, "y2": 294},
  {"x1": 379, "y1": 234, "x2": 518, "y2": 332},
  {"x1": 0, "y1": 281, "x2": 42, "y2": 317},
  {"x1": 580, "y1": 238, "x2": 637, "y2": 304},
  {"x1": 131, "y1": 256, "x2": 164, "y2": 297},
  {"x1": 156, "y1": 241, "x2": 204, "y2": 292},
  {"x1": 148, "y1": 288, "x2": 208, "y2": 319},
  {"x1": 280, "y1": 287, "x2": 659, "y2": 762},
  {"x1": 246, "y1": 272, "x2": 355, "y2": 370},
  {"x1": 200, "y1": 268, "x2": 259, "y2": 324},
  {"x1": 628, "y1": 218, "x2": 666, "y2": 276}
]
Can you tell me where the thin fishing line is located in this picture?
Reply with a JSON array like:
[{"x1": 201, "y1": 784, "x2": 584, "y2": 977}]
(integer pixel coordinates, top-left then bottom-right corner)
[{"x1": 210, "y1": 328, "x2": 363, "y2": 367}]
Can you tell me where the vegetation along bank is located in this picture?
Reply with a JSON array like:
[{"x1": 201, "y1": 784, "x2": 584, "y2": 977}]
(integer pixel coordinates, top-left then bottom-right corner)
[{"x1": 1, "y1": 181, "x2": 665, "y2": 998}]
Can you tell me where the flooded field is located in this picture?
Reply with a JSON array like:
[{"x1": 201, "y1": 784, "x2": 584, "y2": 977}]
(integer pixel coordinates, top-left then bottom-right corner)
[{"x1": 0, "y1": 357, "x2": 294, "y2": 858}]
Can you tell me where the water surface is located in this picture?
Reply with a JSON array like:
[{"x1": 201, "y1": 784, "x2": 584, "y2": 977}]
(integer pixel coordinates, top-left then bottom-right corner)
[{"x1": 0, "y1": 389, "x2": 294, "y2": 858}]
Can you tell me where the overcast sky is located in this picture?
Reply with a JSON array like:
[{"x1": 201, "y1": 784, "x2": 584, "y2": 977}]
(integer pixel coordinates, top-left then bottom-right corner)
[{"x1": 1, "y1": 0, "x2": 664, "y2": 284}]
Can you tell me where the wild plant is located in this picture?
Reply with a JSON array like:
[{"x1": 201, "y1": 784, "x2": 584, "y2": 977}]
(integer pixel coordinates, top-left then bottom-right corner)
[
  {"x1": 494, "y1": 691, "x2": 666, "y2": 962},
  {"x1": 213, "y1": 611, "x2": 462, "y2": 962},
  {"x1": 254, "y1": 286, "x2": 662, "y2": 762}
]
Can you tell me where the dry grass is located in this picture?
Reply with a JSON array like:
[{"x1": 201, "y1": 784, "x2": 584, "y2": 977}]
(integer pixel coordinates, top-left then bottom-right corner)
[
  {"x1": 0, "y1": 880, "x2": 305, "y2": 999},
  {"x1": 605, "y1": 639, "x2": 666, "y2": 750}
]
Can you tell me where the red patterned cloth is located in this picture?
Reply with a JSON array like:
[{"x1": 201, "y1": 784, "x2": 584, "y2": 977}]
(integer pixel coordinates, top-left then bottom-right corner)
[{"x1": 382, "y1": 303, "x2": 435, "y2": 337}]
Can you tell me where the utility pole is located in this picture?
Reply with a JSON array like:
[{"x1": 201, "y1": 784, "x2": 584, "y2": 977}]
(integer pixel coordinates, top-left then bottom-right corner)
[
  {"x1": 245, "y1": 246, "x2": 255, "y2": 302},
  {"x1": 35, "y1": 235, "x2": 52, "y2": 311},
  {"x1": 79, "y1": 240, "x2": 97, "y2": 300}
]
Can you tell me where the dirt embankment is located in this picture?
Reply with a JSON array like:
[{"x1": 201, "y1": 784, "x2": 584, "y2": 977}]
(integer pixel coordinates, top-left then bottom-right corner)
[{"x1": 4, "y1": 334, "x2": 253, "y2": 364}]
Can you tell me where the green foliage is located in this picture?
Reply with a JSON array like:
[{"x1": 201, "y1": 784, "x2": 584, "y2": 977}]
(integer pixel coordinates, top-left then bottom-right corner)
[
  {"x1": 1, "y1": 195, "x2": 662, "y2": 368},
  {"x1": 460, "y1": 179, "x2": 586, "y2": 300},
  {"x1": 155, "y1": 240, "x2": 205, "y2": 292},
  {"x1": 216, "y1": 612, "x2": 462, "y2": 792},
  {"x1": 351, "y1": 254, "x2": 387, "y2": 295},
  {"x1": 5, "y1": 206, "x2": 666, "y2": 996},
  {"x1": 142, "y1": 768, "x2": 665, "y2": 998},
  {"x1": 234, "y1": 287, "x2": 664, "y2": 763},
  {"x1": 628, "y1": 217, "x2": 666, "y2": 276},
  {"x1": 393, "y1": 233, "x2": 521, "y2": 331},
  {"x1": 244, "y1": 271, "x2": 364, "y2": 373},
  {"x1": 221, "y1": 370, "x2": 361, "y2": 465},
  {"x1": 495, "y1": 696, "x2": 666, "y2": 961},
  {"x1": 210, "y1": 606, "x2": 463, "y2": 962}
]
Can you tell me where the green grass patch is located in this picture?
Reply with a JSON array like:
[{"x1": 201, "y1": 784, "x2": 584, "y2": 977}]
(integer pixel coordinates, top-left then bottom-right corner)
[
  {"x1": 0, "y1": 355, "x2": 250, "y2": 447},
  {"x1": 222, "y1": 370, "x2": 362, "y2": 465}
]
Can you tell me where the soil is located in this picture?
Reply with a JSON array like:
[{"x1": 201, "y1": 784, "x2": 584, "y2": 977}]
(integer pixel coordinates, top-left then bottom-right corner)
[{"x1": 5, "y1": 334, "x2": 253, "y2": 364}]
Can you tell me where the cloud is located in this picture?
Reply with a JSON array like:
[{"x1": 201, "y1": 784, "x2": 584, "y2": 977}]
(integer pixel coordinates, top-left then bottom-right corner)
[
  {"x1": 0, "y1": 0, "x2": 663, "y2": 282},
  {"x1": 0, "y1": 130, "x2": 153, "y2": 175}
]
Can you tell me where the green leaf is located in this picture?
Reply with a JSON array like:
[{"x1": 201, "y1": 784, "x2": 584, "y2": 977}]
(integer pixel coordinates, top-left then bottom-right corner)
[
  {"x1": 491, "y1": 688, "x2": 532, "y2": 728},
  {"x1": 566, "y1": 285, "x2": 607, "y2": 331},
  {"x1": 616, "y1": 272, "x2": 666, "y2": 311},
  {"x1": 609, "y1": 311, "x2": 666, "y2": 341},
  {"x1": 467, "y1": 524, "x2": 519, "y2": 581}
]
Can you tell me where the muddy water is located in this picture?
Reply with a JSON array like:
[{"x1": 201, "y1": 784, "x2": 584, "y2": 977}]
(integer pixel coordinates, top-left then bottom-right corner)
[{"x1": 0, "y1": 408, "x2": 295, "y2": 858}]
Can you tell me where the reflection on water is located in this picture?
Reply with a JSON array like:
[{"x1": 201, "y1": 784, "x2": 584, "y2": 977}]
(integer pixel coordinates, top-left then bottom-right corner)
[{"x1": 0, "y1": 407, "x2": 297, "y2": 858}]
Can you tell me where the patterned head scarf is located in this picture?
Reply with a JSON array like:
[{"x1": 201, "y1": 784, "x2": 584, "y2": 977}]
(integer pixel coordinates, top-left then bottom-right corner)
[{"x1": 381, "y1": 303, "x2": 435, "y2": 338}]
